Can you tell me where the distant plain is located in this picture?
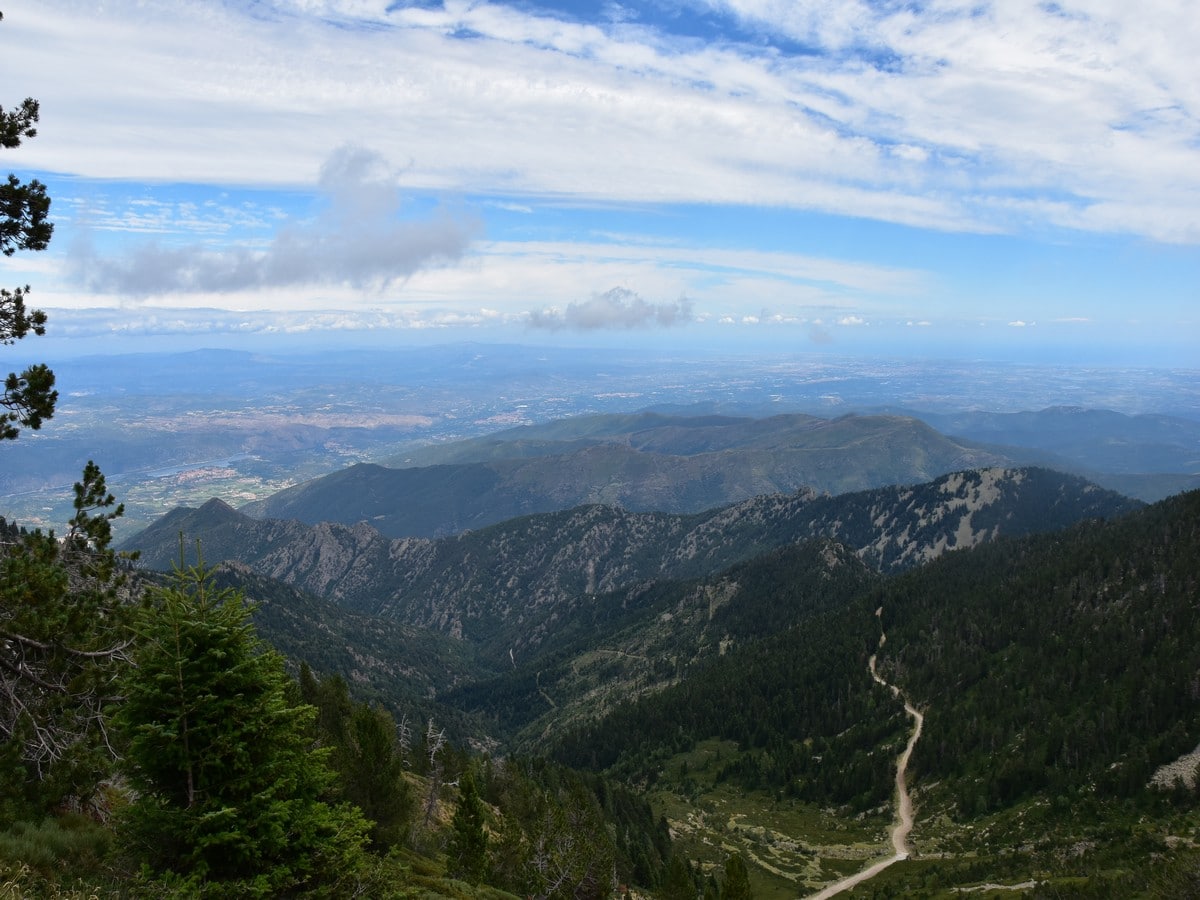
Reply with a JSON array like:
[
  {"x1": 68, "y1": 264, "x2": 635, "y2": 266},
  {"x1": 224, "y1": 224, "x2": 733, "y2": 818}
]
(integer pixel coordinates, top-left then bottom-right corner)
[{"x1": 3, "y1": 343, "x2": 1198, "y2": 537}]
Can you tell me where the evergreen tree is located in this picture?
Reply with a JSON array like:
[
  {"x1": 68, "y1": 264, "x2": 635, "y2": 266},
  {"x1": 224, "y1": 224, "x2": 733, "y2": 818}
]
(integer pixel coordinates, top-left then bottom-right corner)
[
  {"x1": 660, "y1": 854, "x2": 696, "y2": 900},
  {"x1": 447, "y1": 765, "x2": 488, "y2": 884},
  {"x1": 300, "y1": 666, "x2": 414, "y2": 848},
  {"x1": 0, "y1": 462, "x2": 130, "y2": 817},
  {"x1": 720, "y1": 852, "x2": 752, "y2": 900},
  {"x1": 115, "y1": 555, "x2": 369, "y2": 896},
  {"x1": 1, "y1": 11, "x2": 57, "y2": 442}
]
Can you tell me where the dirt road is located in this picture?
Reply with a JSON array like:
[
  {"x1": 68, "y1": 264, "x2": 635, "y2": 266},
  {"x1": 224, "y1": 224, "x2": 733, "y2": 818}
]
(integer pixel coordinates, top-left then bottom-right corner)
[{"x1": 806, "y1": 610, "x2": 923, "y2": 899}]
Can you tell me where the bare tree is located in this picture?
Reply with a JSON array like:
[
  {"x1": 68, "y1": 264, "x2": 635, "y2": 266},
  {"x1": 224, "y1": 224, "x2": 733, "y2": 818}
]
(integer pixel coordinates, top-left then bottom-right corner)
[{"x1": 421, "y1": 717, "x2": 447, "y2": 829}]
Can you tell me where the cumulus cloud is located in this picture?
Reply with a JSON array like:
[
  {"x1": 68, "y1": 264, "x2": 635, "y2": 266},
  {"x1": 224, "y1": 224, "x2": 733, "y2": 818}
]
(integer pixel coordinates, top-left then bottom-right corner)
[
  {"x1": 71, "y1": 146, "x2": 478, "y2": 297},
  {"x1": 527, "y1": 287, "x2": 693, "y2": 330}
]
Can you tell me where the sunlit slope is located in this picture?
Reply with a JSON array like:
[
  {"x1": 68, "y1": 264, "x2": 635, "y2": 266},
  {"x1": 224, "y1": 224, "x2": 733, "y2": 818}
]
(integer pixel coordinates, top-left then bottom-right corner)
[{"x1": 239, "y1": 413, "x2": 1024, "y2": 538}]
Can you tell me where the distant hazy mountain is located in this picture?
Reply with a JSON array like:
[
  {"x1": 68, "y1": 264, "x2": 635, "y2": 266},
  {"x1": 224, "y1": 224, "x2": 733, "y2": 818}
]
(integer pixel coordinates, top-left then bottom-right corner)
[
  {"x1": 890, "y1": 406, "x2": 1200, "y2": 500},
  {"x1": 124, "y1": 467, "x2": 1138, "y2": 664},
  {"x1": 240, "y1": 413, "x2": 1029, "y2": 538}
]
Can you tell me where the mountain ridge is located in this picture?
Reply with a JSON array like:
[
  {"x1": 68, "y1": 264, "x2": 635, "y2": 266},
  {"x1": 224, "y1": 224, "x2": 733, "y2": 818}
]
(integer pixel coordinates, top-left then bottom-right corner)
[
  {"x1": 124, "y1": 466, "x2": 1139, "y2": 664},
  {"x1": 239, "y1": 413, "x2": 1023, "y2": 538}
]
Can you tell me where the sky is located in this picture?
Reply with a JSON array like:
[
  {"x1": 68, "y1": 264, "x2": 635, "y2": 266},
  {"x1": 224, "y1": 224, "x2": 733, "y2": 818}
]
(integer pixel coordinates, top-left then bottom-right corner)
[{"x1": 1, "y1": 0, "x2": 1198, "y2": 365}]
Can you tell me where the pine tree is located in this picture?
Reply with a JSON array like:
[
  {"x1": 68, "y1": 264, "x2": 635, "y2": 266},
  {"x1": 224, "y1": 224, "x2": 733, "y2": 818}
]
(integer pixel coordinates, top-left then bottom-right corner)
[
  {"x1": 300, "y1": 667, "x2": 414, "y2": 848},
  {"x1": 448, "y1": 765, "x2": 489, "y2": 884},
  {"x1": 1, "y1": 10, "x2": 57, "y2": 442},
  {"x1": 660, "y1": 854, "x2": 696, "y2": 900},
  {"x1": 114, "y1": 555, "x2": 369, "y2": 896},
  {"x1": 0, "y1": 462, "x2": 130, "y2": 817},
  {"x1": 720, "y1": 852, "x2": 752, "y2": 900}
]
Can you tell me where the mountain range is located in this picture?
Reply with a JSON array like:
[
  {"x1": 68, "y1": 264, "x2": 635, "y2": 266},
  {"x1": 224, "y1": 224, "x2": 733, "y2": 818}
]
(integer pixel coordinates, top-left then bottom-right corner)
[
  {"x1": 236, "y1": 409, "x2": 1200, "y2": 541},
  {"x1": 238, "y1": 412, "x2": 1025, "y2": 538},
  {"x1": 116, "y1": 406, "x2": 1200, "y2": 896},
  {"x1": 125, "y1": 466, "x2": 1137, "y2": 665}
]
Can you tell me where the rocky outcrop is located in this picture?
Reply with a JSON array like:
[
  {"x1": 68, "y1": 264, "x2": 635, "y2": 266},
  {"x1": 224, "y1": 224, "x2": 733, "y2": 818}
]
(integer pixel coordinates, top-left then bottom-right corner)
[{"x1": 125, "y1": 468, "x2": 1139, "y2": 651}]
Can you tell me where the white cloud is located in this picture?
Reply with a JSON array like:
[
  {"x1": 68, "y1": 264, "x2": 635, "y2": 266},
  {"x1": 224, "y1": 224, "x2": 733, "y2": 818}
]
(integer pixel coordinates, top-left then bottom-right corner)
[
  {"x1": 69, "y1": 146, "x2": 478, "y2": 297},
  {"x1": 528, "y1": 286, "x2": 692, "y2": 330},
  {"x1": 4, "y1": 0, "x2": 1197, "y2": 241},
  {"x1": 39, "y1": 304, "x2": 514, "y2": 340}
]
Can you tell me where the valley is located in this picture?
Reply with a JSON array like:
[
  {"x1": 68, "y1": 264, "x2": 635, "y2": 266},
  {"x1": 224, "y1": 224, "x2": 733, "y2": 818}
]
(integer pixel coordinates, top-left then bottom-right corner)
[
  {"x1": 5, "y1": 349, "x2": 1200, "y2": 898},
  {"x1": 109, "y1": 447, "x2": 1200, "y2": 897}
]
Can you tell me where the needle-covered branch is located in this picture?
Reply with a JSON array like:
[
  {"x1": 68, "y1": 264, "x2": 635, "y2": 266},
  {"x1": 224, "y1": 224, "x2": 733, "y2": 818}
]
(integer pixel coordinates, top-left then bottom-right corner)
[
  {"x1": 1, "y1": 11, "x2": 57, "y2": 442},
  {"x1": 0, "y1": 462, "x2": 135, "y2": 813}
]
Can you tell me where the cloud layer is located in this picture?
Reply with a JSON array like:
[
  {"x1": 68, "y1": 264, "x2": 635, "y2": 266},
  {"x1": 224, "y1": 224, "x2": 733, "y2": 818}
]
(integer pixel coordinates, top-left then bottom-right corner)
[
  {"x1": 1, "y1": 0, "x2": 1195, "y2": 359},
  {"x1": 6, "y1": 0, "x2": 1198, "y2": 242}
]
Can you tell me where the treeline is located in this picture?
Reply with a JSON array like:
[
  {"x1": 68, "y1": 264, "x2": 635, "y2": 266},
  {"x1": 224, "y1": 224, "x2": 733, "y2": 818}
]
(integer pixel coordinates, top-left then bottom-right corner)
[{"x1": 0, "y1": 469, "x2": 672, "y2": 897}]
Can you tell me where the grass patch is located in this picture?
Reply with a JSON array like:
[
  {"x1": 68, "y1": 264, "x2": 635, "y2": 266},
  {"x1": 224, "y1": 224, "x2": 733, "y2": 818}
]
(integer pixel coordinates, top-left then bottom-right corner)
[{"x1": 649, "y1": 741, "x2": 896, "y2": 897}]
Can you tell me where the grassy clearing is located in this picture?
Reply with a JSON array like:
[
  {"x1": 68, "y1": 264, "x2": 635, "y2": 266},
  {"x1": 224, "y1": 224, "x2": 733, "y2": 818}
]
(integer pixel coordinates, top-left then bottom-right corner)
[
  {"x1": 648, "y1": 741, "x2": 1200, "y2": 898},
  {"x1": 650, "y1": 740, "x2": 895, "y2": 898}
]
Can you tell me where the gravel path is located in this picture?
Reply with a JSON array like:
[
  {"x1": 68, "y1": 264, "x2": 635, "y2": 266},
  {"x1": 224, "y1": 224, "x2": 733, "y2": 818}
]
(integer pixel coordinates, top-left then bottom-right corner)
[{"x1": 806, "y1": 608, "x2": 922, "y2": 899}]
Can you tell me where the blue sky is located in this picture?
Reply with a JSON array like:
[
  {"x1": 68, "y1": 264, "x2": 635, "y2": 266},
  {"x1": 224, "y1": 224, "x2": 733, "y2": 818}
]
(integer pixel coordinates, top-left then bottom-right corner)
[{"x1": 1, "y1": 0, "x2": 1197, "y2": 364}]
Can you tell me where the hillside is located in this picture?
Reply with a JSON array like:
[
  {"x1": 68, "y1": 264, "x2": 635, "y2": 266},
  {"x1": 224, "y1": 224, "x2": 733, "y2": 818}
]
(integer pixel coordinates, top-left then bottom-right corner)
[
  {"x1": 116, "y1": 462, "x2": 1198, "y2": 896},
  {"x1": 209, "y1": 563, "x2": 492, "y2": 731},
  {"x1": 124, "y1": 467, "x2": 1138, "y2": 666},
  {"x1": 543, "y1": 489, "x2": 1200, "y2": 896},
  {"x1": 240, "y1": 413, "x2": 1023, "y2": 537},
  {"x1": 441, "y1": 539, "x2": 882, "y2": 749}
]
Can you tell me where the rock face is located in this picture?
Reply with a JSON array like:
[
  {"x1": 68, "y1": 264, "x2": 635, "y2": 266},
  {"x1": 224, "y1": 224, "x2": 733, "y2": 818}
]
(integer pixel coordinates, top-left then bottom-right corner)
[{"x1": 125, "y1": 467, "x2": 1139, "y2": 652}]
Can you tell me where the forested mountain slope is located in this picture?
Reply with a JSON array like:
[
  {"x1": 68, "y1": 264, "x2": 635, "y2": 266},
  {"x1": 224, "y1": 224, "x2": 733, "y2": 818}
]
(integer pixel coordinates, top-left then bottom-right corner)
[
  {"x1": 441, "y1": 540, "x2": 882, "y2": 748},
  {"x1": 873, "y1": 486, "x2": 1200, "y2": 811},
  {"x1": 124, "y1": 467, "x2": 1137, "y2": 664},
  {"x1": 240, "y1": 413, "x2": 1024, "y2": 537},
  {"x1": 544, "y1": 488, "x2": 1200, "y2": 896}
]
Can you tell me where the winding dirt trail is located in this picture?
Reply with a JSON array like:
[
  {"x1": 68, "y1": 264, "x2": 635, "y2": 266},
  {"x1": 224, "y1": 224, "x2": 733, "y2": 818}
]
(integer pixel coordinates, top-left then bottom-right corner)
[{"x1": 805, "y1": 608, "x2": 924, "y2": 899}]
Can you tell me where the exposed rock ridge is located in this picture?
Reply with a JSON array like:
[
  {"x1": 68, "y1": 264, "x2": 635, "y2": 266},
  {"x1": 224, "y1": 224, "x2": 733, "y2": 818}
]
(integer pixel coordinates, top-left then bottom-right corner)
[{"x1": 123, "y1": 467, "x2": 1139, "y2": 644}]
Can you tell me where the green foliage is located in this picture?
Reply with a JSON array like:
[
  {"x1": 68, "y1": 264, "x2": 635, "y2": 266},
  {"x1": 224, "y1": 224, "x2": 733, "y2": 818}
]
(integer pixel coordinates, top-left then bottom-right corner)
[
  {"x1": 300, "y1": 666, "x2": 416, "y2": 849},
  {"x1": 0, "y1": 815, "x2": 118, "y2": 900},
  {"x1": 448, "y1": 767, "x2": 489, "y2": 885},
  {"x1": 658, "y1": 855, "x2": 697, "y2": 900},
  {"x1": 0, "y1": 816, "x2": 111, "y2": 876},
  {"x1": 0, "y1": 463, "x2": 131, "y2": 817},
  {"x1": 720, "y1": 853, "x2": 752, "y2": 900},
  {"x1": 484, "y1": 758, "x2": 622, "y2": 899},
  {"x1": 114, "y1": 557, "x2": 370, "y2": 896},
  {"x1": 1, "y1": 11, "x2": 56, "y2": 442}
]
